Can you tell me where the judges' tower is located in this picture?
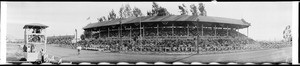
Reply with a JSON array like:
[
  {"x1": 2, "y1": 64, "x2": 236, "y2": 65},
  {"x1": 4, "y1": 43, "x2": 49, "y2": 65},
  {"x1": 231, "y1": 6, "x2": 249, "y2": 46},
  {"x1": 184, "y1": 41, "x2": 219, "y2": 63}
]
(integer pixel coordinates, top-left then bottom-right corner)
[{"x1": 23, "y1": 23, "x2": 48, "y2": 62}]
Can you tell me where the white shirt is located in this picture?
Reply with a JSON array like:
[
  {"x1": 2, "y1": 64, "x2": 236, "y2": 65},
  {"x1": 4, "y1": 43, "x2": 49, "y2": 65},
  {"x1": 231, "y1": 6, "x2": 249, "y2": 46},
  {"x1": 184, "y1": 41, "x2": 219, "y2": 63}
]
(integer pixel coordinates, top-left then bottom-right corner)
[
  {"x1": 27, "y1": 48, "x2": 31, "y2": 52},
  {"x1": 77, "y1": 46, "x2": 82, "y2": 50}
]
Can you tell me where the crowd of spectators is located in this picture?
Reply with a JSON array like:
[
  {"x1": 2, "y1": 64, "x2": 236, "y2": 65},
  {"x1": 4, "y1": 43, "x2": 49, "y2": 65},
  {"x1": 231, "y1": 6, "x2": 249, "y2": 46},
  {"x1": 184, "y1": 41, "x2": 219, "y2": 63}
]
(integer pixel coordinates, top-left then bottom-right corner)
[
  {"x1": 91, "y1": 27, "x2": 248, "y2": 39},
  {"x1": 47, "y1": 27, "x2": 291, "y2": 54},
  {"x1": 47, "y1": 35, "x2": 74, "y2": 44}
]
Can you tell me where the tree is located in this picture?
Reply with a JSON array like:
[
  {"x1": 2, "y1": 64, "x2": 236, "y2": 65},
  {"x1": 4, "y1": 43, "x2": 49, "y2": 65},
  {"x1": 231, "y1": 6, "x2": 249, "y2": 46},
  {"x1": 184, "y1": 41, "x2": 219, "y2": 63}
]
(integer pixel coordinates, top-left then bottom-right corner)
[
  {"x1": 178, "y1": 4, "x2": 188, "y2": 15},
  {"x1": 97, "y1": 18, "x2": 103, "y2": 22},
  {"x1": 178, "y1": 4, "x2": 185, "y2": 15},
  {"x1": 198, "y1": 3, "x2": 207, "y2": 16},
  {"x1": 156, "y1": 7, "x2": 169, "y2": 16},
  {"x1": 83, "y1": 31, "x2": 92, "y2": 39},
  {"x1": 80, "y1": 34, "x2": 85, "y2": 40},
  {"x1": 108, "y1": 9, "x2": 117, "y2": 20},
  {"x1": 132, "y1": 7, "x2": 143, "y2": 17},
  {"x1": 152, "y1": 2, "x2": 160, "y2": 15},
  {"x1": 102, "y1": 16, "x2": 106, "y2": 21},
  {"x1": 147, "y1": 11, "x2": 153, "y2": 16},
  {"x1": 119, "y1": 4, "x2": 134, "y2": 18},
  {"x1": 123, "y1": 4, "x2": 134, "y2": 18},
  {"x1": 283, "y1": 25, "x2": 292, "y2": 42},
  {"x1": 119, "y1": 5, "x2": 125, "y2": 19},
  {"x1": 97, "y1": 16, "x2": 107, "y2": 22},
  {"x1": 147, "y1": 2, "x2": 170, "y2": 16},
  {"x1": 190, "y1": 4, "x2": 198, "y2": 16}
]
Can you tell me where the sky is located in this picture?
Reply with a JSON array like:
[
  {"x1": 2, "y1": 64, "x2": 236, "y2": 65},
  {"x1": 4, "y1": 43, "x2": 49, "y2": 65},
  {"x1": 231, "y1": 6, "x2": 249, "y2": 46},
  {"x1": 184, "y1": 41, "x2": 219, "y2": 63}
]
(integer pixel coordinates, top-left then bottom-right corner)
[{"x1": 5, "y1": 2, "x2": 294, "y2": 41}]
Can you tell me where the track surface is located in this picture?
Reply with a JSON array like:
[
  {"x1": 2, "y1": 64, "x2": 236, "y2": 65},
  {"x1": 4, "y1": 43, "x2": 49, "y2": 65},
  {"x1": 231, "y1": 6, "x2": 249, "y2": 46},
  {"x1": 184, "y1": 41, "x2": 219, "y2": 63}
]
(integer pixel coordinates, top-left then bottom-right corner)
[{"x1": 46, "y1": 45, "x2": 292, "y2": 63}]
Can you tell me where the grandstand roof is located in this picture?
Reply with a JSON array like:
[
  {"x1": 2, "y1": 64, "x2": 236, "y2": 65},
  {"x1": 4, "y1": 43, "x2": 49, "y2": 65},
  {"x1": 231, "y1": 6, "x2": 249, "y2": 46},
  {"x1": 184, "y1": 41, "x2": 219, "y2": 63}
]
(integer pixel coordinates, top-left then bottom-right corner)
[
  {"x1": 83, "y1": 15, "x2": 251, "y2": 30},
  {"x1": 23, "y1": 23, "x2": 49, "y2": 29}
]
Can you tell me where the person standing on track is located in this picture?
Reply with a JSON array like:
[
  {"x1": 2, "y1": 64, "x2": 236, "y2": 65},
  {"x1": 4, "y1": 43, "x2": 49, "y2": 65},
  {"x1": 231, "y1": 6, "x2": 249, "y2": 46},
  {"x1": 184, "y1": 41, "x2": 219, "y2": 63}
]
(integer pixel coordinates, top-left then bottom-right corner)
[
  {"x1": 40, "y1": 49, "x2": 45, "y2": 63},
  {"x1": 77, "y1": 46, "x2": 82, "y2": 55}
]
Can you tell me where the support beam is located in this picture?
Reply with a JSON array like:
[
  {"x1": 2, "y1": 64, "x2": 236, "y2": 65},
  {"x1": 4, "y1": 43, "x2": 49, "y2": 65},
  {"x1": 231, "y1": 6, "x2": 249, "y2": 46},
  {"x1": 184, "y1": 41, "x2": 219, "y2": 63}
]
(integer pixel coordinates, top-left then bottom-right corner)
[
  {"x1": 90, "y1": 30, "x2": 92, "y2": 39},
  {"x1": 119, "y1": 26, "x2": 120, "y2": 38},
  {"x1": 197, "y1": 25, "x2": 199, "y2": 36},
  {"x1": 108, "y1": 28, "x2": 109, "y2": 37},
  {"x1": 214, "y1": 25, "x2": 217, "y2": 36},
  {"x1": 172, "y1": 23, "x2": 174, "y2": 36},
  {"x1": 157, "y1": 24, "x2": 159, "y2": 36},
  {"x1": 130, "y1": 26, "x2": 132, "y2": 40},
  {"x1": 156, "y1": 24, "x2": 159, "y2": 45},
  {"x1": 172, "y1": 23, "x2": 175, "y2": 36},
  {"x1": 143, "y1": 25, "x2": 145, "y2": 37},
  {"x1": 221, "y1": 27, "x2": 223, "y2": 36},
  {"x1": 227, "y1": 26, "x2": 229, "y2": 36},
  {"x1": 187, "y1": 24, "x2": 189, "y2": 36},
  {"x1": 201, "y1": 24, "x2": 203, "y2": 36},
  {"x1": 99, "y1": 29, "x2": 101, "y2": 39},
  {"x1": 237, "y1": 28, "x2": 239, "y2": 37}
]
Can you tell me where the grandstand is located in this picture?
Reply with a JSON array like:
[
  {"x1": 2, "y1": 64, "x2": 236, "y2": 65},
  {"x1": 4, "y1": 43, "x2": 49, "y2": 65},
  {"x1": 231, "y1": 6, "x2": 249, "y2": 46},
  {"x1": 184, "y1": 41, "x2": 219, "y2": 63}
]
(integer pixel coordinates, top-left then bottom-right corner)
[{"x1": 78, "y1": 15, "x2": 259, "y2": 53}]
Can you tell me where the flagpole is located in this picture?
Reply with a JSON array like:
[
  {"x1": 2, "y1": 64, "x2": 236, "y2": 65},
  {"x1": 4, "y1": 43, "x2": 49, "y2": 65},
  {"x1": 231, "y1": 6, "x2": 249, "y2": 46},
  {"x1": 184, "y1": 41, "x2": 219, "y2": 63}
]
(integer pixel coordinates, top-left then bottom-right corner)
[{"x1": 75, "y1": 29, "x2": 77, "y2": 43}]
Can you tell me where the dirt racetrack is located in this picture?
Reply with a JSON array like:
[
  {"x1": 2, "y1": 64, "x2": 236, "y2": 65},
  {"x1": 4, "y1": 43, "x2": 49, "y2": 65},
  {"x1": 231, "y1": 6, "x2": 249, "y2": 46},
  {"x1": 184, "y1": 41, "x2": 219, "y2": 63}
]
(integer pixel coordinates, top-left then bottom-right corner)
[{"x1": 45, "y1": 44, "x2": 292, "y2": 63}]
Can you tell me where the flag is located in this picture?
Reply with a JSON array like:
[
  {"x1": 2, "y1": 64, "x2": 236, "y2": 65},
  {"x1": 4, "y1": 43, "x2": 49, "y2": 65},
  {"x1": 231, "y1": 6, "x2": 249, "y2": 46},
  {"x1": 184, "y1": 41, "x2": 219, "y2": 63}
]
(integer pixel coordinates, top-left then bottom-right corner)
[{"x1": 86, "y1": 17, "x2": 90, "y2": 20}]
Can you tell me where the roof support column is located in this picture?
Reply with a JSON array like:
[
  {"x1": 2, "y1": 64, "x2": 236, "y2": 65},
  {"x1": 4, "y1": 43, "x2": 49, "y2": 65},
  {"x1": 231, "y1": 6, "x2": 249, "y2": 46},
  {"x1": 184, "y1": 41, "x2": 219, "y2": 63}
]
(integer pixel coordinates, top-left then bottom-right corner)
[
  {"x1": 90, "y1": 30, "x2": 93, "y2": 39},
  {"x1": 156, "y1": 24, "x2": 159, "y2": 45},
  {"x1": 143, "y1": 25, "x2": 145, "y2": 38},
  {"x1": 99, "y1": 29, "x2": 101, "y2": 39},
  {"x1": 227, "y1": 26, "x2": 229, "y2": 36},
  {"x1": 214, "y1": 25, "x2": 217, "y2": 36},
  {"x1": 157, "y1": 24, "x2": 159, "y2": 36},
  {"x1": 172, "y1": 23, "x2": 174, "y2": 36},
  {"x1": 201, "y1": 24, "x2": 203, "y2": 36},
  {"x1": 130, "y1": 26, "x2": 132, "y2": 41},
  {"x1": 108, "y1": 28, "x2": 110, "y2": 38},
  {"x1": 197, "y1": 24, "x2": 199, "y2": 36},
  {"x1": 119, "y1": 26, "x2": 120, "y2": 39},
  {"x1": 237, "y1": 28, "x2": 239, "y2": 37},
  {"x1": 187, "y1": 24, "x2": 189, "y2": 36}
]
